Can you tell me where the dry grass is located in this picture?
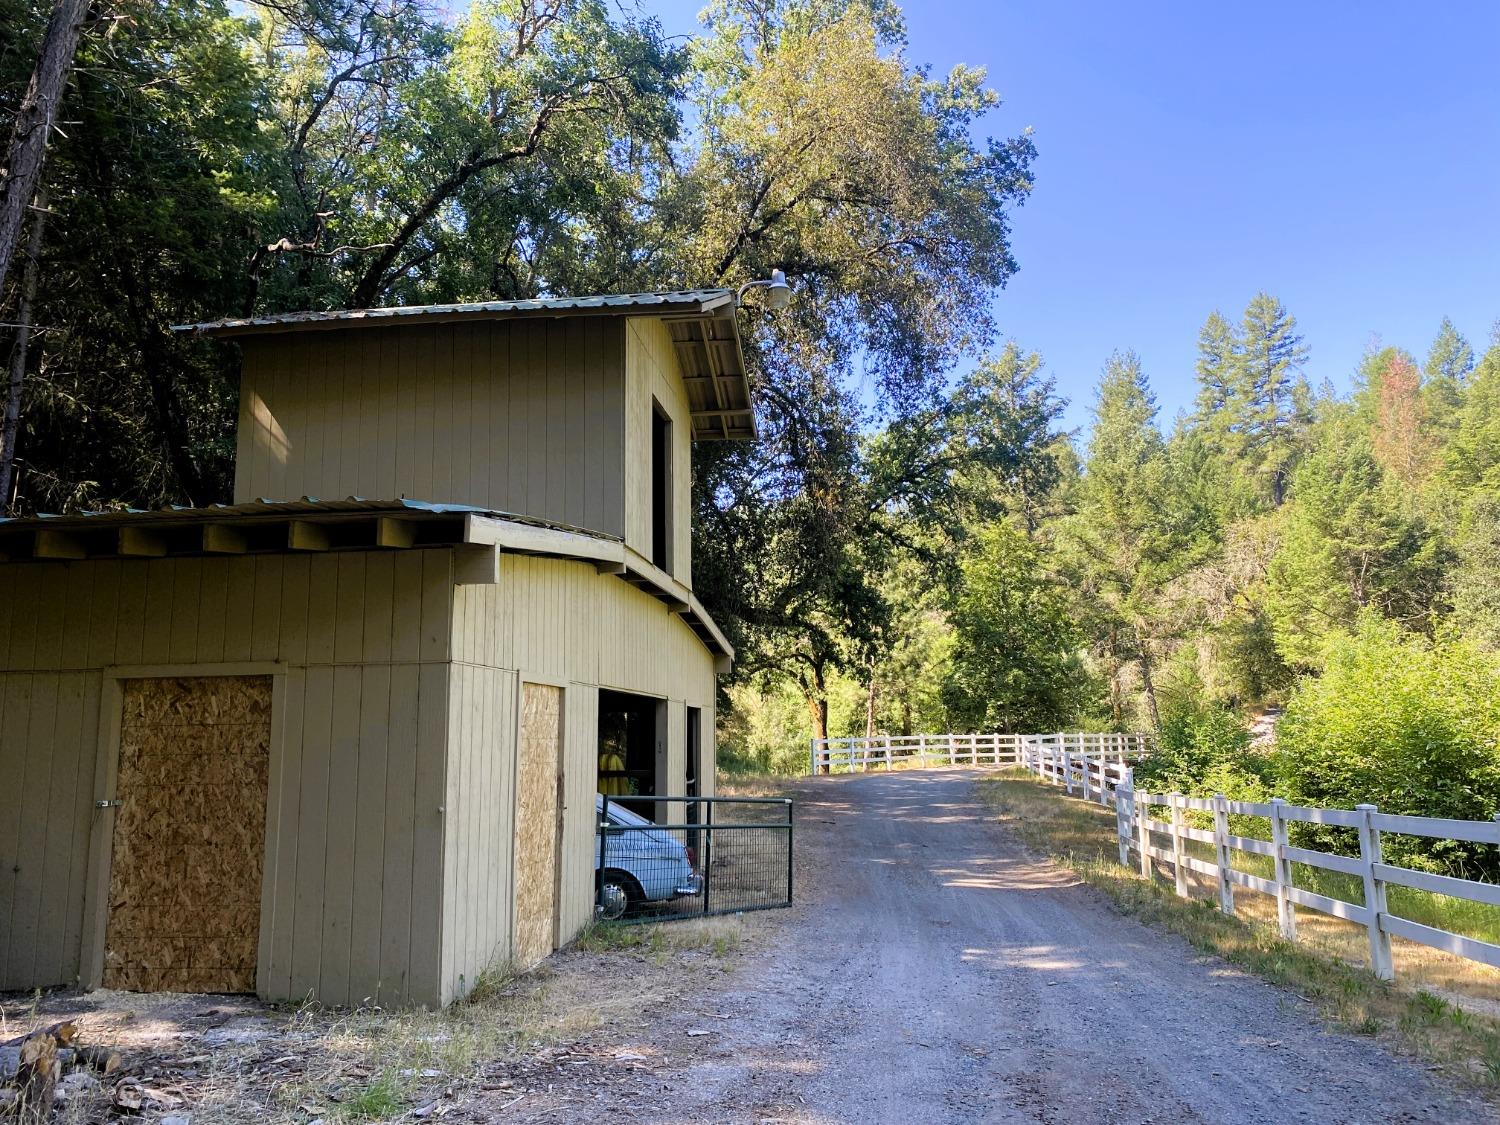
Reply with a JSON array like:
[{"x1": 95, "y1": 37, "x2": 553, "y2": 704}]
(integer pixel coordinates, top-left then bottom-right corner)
[
  {"x1": 713, "y1": 772, "x2": 796, "y2": 798},
  {"x1": 4, "y1": 917, "x2": 750, "y2": 1124},
  {"x1": 978, "y1": 771, "x2": 1500, "y2": 1091}
]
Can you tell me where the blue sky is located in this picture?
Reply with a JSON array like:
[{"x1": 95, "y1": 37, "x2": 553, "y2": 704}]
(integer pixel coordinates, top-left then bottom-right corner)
[{"x1": 647, "y1": 0, "x2": 1500, "y2": 435}]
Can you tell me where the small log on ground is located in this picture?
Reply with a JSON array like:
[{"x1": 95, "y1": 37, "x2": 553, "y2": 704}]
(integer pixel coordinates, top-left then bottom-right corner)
[{"x1": 12, "y1": 1027, "x2": 63, "y2": 1120}]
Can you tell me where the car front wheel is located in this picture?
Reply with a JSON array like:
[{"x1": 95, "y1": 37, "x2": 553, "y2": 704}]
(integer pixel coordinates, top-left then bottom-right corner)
[{"x1": 598, "y1": 870, "x2": 642, "y2": 920}]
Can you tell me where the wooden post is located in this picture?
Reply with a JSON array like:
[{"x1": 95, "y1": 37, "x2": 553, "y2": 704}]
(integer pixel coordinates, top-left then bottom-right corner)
[
  {"x1": 1137, "y1": 792, "x2": 1153, "y2": 878},
  {"x1": 918, "y1": 732, "x2": 928, "y2": 768},
  {"x1": 1213, "y1": 793, "x2": 1234, "y2": 916},
  {"x1": 1063, "y1": 749, "x2": 1074, "y2": 794},
  {"x1": 809, "y1": 738, "x2": 817, "y2": 776},
  {"x1": 1270, "y1": 798, "x2": 1297, "y2": 941},
  {"x1": 1356, "y1": 804, "x2": 1394, "y2": 981},
  {"x1": 1116, "y1": 787, "x2": 1131, "y2": 866},
  {"x1": 885, "y1": 736, "x2": 893, "y2": 771},
  {"x1": 1170, "y1": 793, "x2": 1189, "y2": 898}
]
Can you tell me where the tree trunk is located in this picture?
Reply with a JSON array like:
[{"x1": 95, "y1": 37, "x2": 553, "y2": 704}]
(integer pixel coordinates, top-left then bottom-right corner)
[
  {"x1": 0, "y1": 0, "x2": 88, "y2": 306},
  {"x1": 1106, "y1": 626, "x2": 1123, "y2": 725},
  {"x1": 803, "y1": 662, "x2": 830, "y2": 773},
  {"x1": 0, "y1": 188, "x2": 44, "y2": 513},
  {"x1": 863, "y1": 659, "x2": 877, "y2": 739},
  {"x1": 1137, "y1": 634, "x2": 1162, "y2": 734}
]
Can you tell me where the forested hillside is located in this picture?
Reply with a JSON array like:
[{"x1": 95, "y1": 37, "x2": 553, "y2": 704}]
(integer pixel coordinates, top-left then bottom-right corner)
[{"x1": 729, "y1": 297, "x2": 1500, "y2": 837}]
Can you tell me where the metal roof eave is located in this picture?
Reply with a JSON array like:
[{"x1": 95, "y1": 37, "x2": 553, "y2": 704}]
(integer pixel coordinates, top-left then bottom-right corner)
[{"x1": 172, "y1": 290, "x2": 737, "y2": 339}]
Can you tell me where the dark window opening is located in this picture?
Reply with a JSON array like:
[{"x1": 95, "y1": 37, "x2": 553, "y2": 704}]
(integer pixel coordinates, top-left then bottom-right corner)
[
  {"x1": 685, "y1": 706, "x2": 701, "y2": 802},
  {"x1": 651, "y1": 400, "x2": 672, "y2": 573},
  {"x1": 598, "y1": 689, "x2": 666, "y2": 819}
]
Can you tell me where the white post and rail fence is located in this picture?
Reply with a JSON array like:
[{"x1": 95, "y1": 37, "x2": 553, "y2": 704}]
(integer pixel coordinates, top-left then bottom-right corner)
[
  {"x1": 809, "y1": 730, "x2": 1500, "y2": 983},
  {"x1": 808, "y1": 731, "x2": 1150, "y2": 776},
  {"x1": 1016, "y1": 737, "x2": 1500, "y2": 985}
]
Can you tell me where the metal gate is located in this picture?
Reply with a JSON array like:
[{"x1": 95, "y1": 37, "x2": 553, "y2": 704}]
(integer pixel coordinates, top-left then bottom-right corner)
[{"x1": 595, "y1": 795, "x2": 793, "y2": 922}]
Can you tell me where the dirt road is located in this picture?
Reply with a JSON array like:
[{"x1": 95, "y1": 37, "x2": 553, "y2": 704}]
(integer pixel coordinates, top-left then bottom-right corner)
[{"x1": 555, "y1": 770, "x2": 1493, "y2": 1123}]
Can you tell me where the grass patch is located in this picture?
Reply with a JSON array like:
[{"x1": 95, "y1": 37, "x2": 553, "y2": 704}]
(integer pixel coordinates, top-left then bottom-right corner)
[
  {"x1": 978, "y1": 770, "x2": 1500, "y2": 1091},
  {"x1": 339, "y1": 1071, "x2": 405, "y2": 1120},
  {"x1": 576, "y1": 917, "x2": 745, "y2": 959}
]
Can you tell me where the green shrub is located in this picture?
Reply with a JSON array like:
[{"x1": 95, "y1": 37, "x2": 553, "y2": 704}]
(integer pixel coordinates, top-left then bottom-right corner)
[
  {"x1": 1134, "y1": 701, "x2": 1271, "y2": 801},
  {"x1": 1275, "y1": 616, "x2": 1500, "y2": 874}
]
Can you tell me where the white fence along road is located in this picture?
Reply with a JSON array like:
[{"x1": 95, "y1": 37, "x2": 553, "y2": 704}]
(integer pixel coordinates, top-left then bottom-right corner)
[
  {"x1": 1014, "y1": 740, "x2": 1500, "y2": 984},
  {"x1": 809, "y1": 730, "x2": 1150, "y2": 775}
]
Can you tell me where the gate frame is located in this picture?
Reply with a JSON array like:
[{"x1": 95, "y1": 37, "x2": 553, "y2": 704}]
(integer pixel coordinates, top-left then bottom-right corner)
[{"x1": 596, "y1": 794, "x2": 794, "y2": 923}]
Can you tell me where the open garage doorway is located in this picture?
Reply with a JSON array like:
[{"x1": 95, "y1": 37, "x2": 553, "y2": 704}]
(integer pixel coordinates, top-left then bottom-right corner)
[{"x1": 597, "y1": 689, "x2": 666, "y2": 818}]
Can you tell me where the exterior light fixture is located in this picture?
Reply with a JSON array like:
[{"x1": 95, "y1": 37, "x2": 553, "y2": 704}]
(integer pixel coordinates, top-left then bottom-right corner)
[{"x1": 736, "y1": 269, "x2": 792, "y2": 311}]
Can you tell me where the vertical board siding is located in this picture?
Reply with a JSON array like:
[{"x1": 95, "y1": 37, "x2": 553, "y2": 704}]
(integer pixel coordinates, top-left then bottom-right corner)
[
  {"x1": 440, "y1": 552, "x2": 717, "y2": 1000},
  {"x1": 440, "y1": 663, "x2": 516, "y2": 1003},
  {"x1": 0, "y1": 543, "x2": 719, "y2": 1006},
  {"x1": 624, "y1": 318, "x2": 694, "y2": 587},
  {"x1": 0, "y1": 554, "x2": 455, "y2": 1009},
  {"x1": 233, "y1": 322, "x2": 629, "y2": 540}
]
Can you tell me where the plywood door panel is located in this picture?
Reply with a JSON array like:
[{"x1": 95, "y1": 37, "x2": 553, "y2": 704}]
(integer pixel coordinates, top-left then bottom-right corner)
[
  {"x1": 514, "y1": 683, "x2": 562, "y2": 968},
  {"x1": 104, "y1": 677, "x2": 272, "y2": 994}
]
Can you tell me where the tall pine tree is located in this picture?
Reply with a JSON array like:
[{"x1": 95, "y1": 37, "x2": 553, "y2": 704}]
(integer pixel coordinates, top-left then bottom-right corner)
[
  {"x1": 1238, "y1": 292, "x2": 1311, "y2": 506},
  {"x1": 1424, "y1": 316, "x2": 1474, "y2": 432},
  {"x1": 1067, "y1": 352, "x2": 1180, "y2": 730}
]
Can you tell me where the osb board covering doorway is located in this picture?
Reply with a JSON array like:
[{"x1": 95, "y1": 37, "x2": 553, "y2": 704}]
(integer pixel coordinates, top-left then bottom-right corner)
[
  {"x1": 104, "y1": 677, "x2": 272, "y2": 993},
  {"x1": 515, "y1": 683, "x2": 563, "y2": 968}
]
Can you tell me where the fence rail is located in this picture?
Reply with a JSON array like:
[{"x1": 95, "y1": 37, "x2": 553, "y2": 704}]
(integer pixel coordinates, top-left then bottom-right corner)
[
  {"x1": 809, "y1": 731, "x2": 1150, "y2": 775},
  {"x1": 1016, "y1": 744, "x2": 1500, "y2": 982}
]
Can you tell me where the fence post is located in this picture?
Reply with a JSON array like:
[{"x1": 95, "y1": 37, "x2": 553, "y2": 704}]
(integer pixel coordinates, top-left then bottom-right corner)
[
  {"x1": 1213, "y1": 792, "x2": 1234, "y2": 916},
  {"x1": 1356, "y1": 803, "x2": 1394, "y2": 981},
  {"x1": 1170, "y1": 792, "x2": 1189, "y2": 898},
  {"x1": 703, "y1": 798, "x2": 714, "y2": 908},
  {"x1": 1270, "y1": 798, "x2": 1297, "y2": 941},
  {"x1": 1063, "y1": 749, "x2": 1074, "y2": 794},
  {"x1": 885, "y1": 735, "x2": 893, "y2": 772},
  {"x1": 809, "y1": 738, "x2": 817, "y2": 776},
  {"x1": 948, "y1": 733, "x2": 956, "y2": 767},
  {"x1": 1137, "y1": 791, "x2": 1153, "y2": 878},
  {"x1": 1115, "y1": 787, "x2": 1131, "y2": 866}
]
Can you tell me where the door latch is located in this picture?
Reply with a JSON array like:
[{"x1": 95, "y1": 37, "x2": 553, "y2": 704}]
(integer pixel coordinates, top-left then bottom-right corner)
[{"x1": 95, "y1": 799, "x2": 122, "y2": 809}]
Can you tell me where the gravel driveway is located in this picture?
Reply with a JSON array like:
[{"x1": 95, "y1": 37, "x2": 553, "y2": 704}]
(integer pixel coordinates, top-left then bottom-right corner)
[{"x1": 570, "y1": 770, "x2": 1494, "y2": 1124}]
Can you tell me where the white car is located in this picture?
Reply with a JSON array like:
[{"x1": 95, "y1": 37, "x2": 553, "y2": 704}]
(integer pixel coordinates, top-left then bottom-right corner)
[{"x1": 596, "y1": 795, "x2": 703, "y2": 919}]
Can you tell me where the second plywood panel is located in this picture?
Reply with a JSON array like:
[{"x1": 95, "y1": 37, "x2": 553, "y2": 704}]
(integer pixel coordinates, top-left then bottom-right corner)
[{"x1": 514, "y1": 683, "x2": 562, "y2": 968}]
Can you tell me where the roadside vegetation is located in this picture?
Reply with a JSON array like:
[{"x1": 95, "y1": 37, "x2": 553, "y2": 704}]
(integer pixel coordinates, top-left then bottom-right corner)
[{"x1": 979, "y1": 772, "x2": 1500, "y2": 1089}]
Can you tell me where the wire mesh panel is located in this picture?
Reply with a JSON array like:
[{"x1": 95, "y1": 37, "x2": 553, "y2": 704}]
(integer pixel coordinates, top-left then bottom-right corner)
[{"x1": 596, "y1": 795, "x2": 793, "y2": 923}]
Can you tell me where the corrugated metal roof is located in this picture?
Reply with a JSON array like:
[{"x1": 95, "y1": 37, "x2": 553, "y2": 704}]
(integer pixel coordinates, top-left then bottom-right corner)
[
  {"x1": 0, "y1": 496, "x2": 617, "y2": 539},
  {"x1": 173, "y1": 291, "x2": 735, "y2": 337}
]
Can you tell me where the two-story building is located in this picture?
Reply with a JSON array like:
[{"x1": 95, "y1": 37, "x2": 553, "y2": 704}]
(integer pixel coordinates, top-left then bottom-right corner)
[{"x1": 0, "y1": 290, "x2": 755, "y2": 1008}]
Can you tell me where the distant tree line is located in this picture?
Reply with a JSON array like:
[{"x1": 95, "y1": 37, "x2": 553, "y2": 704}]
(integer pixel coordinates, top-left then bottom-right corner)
[{"x1": 724, "y1": 290, "x2": 1500, "y2": 871}]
